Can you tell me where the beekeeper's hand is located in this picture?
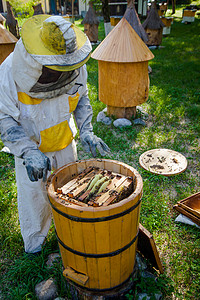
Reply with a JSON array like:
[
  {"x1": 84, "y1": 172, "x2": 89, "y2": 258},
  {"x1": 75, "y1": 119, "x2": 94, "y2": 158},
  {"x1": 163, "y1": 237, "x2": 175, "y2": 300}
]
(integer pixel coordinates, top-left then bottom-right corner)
[
  {"x1": 80, "y1": 131, "x2": 110, "y2": 157},
  {"x1": 22, "y1": 150, "x2": 51, "y2": 182}
]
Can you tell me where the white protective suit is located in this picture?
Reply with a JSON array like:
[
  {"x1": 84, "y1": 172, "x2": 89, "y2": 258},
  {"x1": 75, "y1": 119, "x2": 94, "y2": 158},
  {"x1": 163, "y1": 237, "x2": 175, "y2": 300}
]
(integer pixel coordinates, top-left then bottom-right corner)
[{"x1": 0, "y1": 38, "x2": 100, "y2": 253}]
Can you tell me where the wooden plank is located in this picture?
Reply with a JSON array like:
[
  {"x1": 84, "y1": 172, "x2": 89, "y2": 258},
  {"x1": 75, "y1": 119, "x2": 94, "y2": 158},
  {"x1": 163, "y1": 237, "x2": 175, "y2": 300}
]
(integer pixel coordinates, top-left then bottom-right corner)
[
  {"x1": 56, "y1": 209, "x2": 77, "y2": 270},
  {"x1": 58, "y1": 195, "x2": 88, "y2": 207},
  {"x1": 94, "y1": 209, "x2": 111, "y2": 289},
  {"x1": 63, "y1": 266, "x2": 89, "y2": 286},
  {"x1": 60, "y1": 167, "x2": 97, "y2": 195},
  {"x1": 102, "y1": 176, "x2": 133, "y2": 206},
  {"x1": 57, "y1": 166, "x2": 134, "y2": 207},
  {"x1": 109, "y1": 215, "x2": 122, "y2": 287},
  {"x1": 104, "y1": 160, "x2": 121, "y2": 173},
  {"x1": 137, "y1": 224, "x2": 164, "y2": 274},
  {"x1": 69, "y1": 211, "x2": 88, "y2": 278},
  {"x1": 95, "y1": 175, "x2": 128, "y2": 206},
  {"x1": 81, "y1": 212, "x2": 99, "y2": 289}
]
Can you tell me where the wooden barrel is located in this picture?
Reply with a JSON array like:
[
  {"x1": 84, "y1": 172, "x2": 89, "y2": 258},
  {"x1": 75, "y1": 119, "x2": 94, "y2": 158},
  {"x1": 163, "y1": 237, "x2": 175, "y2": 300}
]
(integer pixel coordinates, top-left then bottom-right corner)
[
  {"x1": 98, "y1": 59, "x2": 149, "y2": 119},
  {"x1": 47, "y1": 159, "x2": 143, "y2": 293}
]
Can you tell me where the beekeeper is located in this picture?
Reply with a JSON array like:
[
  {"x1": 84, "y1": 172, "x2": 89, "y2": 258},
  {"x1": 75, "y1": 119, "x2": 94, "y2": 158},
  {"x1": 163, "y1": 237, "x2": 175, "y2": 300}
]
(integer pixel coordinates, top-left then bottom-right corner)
[{"x1": 0, "y1": 15, "x2": 110, "y2": 254}]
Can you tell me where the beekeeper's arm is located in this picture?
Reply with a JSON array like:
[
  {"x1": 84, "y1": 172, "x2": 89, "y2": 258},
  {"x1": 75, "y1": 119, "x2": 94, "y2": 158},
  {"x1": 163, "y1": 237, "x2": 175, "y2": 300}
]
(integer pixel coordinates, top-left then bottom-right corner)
[
  {"x1": 0, "y1": 115, "x2": 51, "y2": 182},
  {"x1": 73, "y1": 90, "x2": 110, "y2": 157}
]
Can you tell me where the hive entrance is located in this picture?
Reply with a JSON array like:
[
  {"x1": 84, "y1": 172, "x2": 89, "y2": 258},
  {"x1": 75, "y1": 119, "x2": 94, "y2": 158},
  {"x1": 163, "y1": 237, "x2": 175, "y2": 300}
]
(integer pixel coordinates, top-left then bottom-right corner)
[{"x1": 56, "y1": 166, "x2": 135, "y2": 207}]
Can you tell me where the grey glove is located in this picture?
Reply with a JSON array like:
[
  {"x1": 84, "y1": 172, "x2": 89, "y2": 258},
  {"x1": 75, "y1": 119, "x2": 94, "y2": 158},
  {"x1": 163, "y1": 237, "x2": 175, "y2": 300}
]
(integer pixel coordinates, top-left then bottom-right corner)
[
  {"x1": 22, "y1": 150, "x2": 51, "y2": 182},
  {"x1": 80, "y1": 131, "x2": 110, "y2": 157}
]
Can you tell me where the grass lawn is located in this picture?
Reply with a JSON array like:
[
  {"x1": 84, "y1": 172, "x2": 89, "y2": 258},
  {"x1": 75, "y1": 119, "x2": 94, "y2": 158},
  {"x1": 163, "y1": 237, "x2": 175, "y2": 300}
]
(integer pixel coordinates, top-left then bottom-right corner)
[{"x1": 0, "y1": 4, "x2": 200, "y2": 300}]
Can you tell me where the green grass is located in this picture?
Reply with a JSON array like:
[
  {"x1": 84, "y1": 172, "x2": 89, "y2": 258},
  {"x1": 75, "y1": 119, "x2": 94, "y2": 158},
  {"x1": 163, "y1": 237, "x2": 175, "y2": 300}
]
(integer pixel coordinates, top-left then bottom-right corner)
[{"x1": 0, "y1": 4, "x2": 200, "y2": 299}]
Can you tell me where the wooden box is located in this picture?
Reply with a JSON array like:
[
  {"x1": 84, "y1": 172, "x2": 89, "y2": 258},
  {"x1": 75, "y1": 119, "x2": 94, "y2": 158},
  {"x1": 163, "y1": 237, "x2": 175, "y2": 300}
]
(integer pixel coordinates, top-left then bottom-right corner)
[
  {"x1": 177, "y1": 192, "x2": 200, "y2": 218},
  {"x1": 183, "y1": 10, "x2": 196, "y2": 17},
  {"x1": 161, "y1": 17, "x2": 173, "y2": 27},
  {"x1": 110, "y1": 16, "x2": 121, "y2": 27},
  {"x1": 174, "y1": 192, "x2": 200, "y2": 226}
]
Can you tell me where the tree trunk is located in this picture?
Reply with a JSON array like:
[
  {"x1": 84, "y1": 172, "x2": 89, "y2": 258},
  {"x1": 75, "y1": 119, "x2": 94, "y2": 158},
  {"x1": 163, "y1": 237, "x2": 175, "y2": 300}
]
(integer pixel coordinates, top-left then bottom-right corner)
[
  {"x1": 5, "y1": 1, "x2": 19, "y2": 39},
  {"x1": 33, "y1": 3, "x2": 44, "y2": 15},
  {"x1": 172, "y1": 0, "x2": 176, "y2": 14},
  {"x1": 102, "y1": 0, "x2": 110, "y2": 23}
]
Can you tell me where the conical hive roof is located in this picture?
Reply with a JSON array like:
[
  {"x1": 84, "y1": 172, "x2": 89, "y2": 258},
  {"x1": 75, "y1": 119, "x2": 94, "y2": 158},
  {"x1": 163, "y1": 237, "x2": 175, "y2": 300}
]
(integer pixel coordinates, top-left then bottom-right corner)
[
  {"x1": 124, "y1": 0, "x2": 148, "y2": 43},
  {"x1": 91, "y1": 17, "x2": 154, "y2": 62},
  {"x1": 0, "y1": 23, "x2": 18, "y2": 44},
  {"x1": 142, "y1": 2, "x2": 164, "y2": 30},
  {"x1": 82, "y1": 2, "x2": 99, "y2": 25}
]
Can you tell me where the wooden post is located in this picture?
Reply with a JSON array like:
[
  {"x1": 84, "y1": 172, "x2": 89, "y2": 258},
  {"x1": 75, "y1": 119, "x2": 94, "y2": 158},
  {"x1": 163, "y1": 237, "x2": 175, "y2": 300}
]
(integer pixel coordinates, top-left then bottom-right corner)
[
  {"x1": 72, "y1": 0, "x2": 74, "y2": 23},
  {"x1": 32, "y1": 3, "x2": 44, "y2": 15}
]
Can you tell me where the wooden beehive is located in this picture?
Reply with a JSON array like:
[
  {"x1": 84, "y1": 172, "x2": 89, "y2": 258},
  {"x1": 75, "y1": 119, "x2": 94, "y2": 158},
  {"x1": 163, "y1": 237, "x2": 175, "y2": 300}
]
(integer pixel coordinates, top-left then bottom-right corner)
[
  {"x1": 161, "y1": 17, "x2": 173, "y2": 35},
  {"x1": 159, "y1": 2, "x2": 168, "y2": 15},
  {"x1": 81, "y1": 1, "x2": 99, "y2": 43},
  {"x1": 124, "y1": 0, "x2": 148, "y2": 43},
  {"x1": 110, "y1": 16, "x2": 121, "y2": 27},
  {"x1": 161, "y1": 17, "x2": 172, "y2": 27},
  {"x1": 91, "y1": 17, "x2": 154, "y2": 120},
  {"x1": 142, "y1": 2, "x2": 164, "y2": 46},
  {"x1": 182, "y1": 9, "x2": 196, "y2": 23},
  {"x1": 47, "y1": 159, "x2": 143, "y2": 292},
  {"x1": 183, "y1": 9, "x2": 196, "y2": 17},
  {"x1": 0, "y1": 23, "x2": 18, "y2": 64}
]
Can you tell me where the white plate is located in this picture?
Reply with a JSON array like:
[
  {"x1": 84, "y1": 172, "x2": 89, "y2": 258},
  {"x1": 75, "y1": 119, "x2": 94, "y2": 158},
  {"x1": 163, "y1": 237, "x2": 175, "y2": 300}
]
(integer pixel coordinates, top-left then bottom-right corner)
[{"x1": 139, "y1": 148, "x2": 188, "y2": 176}]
